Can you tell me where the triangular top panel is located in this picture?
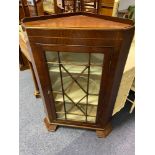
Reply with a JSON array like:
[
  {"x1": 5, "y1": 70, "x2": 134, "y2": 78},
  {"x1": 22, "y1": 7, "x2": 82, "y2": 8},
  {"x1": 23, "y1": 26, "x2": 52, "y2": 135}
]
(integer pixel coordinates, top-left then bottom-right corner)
[{"x1": 22, "y1": 13, "x2": 133, "y2": 30}]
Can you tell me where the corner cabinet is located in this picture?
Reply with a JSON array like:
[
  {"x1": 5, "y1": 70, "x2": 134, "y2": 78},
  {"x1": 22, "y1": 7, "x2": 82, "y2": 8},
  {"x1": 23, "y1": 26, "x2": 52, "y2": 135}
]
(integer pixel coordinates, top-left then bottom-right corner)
[{"x1": 22, "y1": 12, "x2": 134, "y2": 138}]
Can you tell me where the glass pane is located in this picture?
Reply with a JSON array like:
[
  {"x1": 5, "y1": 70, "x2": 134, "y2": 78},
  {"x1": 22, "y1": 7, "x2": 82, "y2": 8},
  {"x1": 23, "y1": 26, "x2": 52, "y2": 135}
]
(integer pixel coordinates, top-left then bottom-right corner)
[
  {"x1": 55, "y1": 101, "x2": 64, "y2": 112},
  {"x1": 76, "y1": 69, "x2": 88, "y2": 92},
  {"x1": 89, "y1": 66, "x2": 103, "y2": 94},
  {"x1": 87, "y1": 105, "x2": 97, "y2": 117},
  {"x1": 56, "y1": 113, "x2": 65, "y2": 120},
  {"x1": 73, "y1": 95, "x2": 98, "y2": 106},
  {"x1": 45, "y1": 51, "x2": 104, "y2": 124},
  {"x1": 46, "y1": 51, "x2": 58, "y2": 63},
  {"x1": 65, "y1": 102, "x2": 85, "y2": 115},
  {"x1": 54, "y1": 92, "x2": 61, "y2": 101},
  {"x1": 87, "y1": 116, "x2": 96, "y2": 123},
  {"x1": 60, "y1": 52, "x2": 89, "y2": 65},
  {"x1": 63, "y1": 64, "x2": 87, "y2": 74},
  {"x1": 66, "y1": 114, "x2": 86, "y2": 122},
  {"x1": 91, "y1": 53, "x2": 104, "y2": 66},
  {"x1": 90, "y1": 66, "x2": 103, "y2": 75},
  {"x1": 62, "y1": 69, "x2": 86, "y2": 103},
  {"x1": 88, "y1": 95, "x2": 98, "y2": 105},
  {"x1": 48, "y1": 64, "x2": 62, "y2": 92}
]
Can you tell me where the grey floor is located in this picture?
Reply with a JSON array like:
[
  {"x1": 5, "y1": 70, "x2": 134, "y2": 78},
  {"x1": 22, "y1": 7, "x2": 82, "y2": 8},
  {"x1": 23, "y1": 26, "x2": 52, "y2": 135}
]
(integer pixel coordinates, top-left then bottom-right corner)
[{"x1": 19, "y1": 70, "x2": 135, "y2": 155}]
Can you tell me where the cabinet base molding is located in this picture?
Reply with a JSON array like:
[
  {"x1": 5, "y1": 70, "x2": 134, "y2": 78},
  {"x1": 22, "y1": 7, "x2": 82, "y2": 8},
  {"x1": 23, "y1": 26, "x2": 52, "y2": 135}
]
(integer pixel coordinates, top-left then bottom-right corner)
[
  {"x1": 96, "y1": 123, "x2": 112, "y2": 138},
  {"x1": 44, "y1": 117, "x2": 57, "y2": 132},
  {"x1": 44, "y1": 117, "x2": 112, "y2": 138}
]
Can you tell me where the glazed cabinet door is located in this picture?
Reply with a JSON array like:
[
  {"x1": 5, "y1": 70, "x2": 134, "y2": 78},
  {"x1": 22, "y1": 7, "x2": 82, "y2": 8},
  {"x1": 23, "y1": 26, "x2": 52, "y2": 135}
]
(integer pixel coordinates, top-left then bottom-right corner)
[{"x1": 34, "y1": 44, "x2": 112, "y2": 126}]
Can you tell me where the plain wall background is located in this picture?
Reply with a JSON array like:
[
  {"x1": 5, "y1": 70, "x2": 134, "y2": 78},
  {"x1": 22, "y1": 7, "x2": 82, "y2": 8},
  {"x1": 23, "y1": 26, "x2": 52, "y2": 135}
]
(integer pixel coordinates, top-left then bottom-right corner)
[{"x1": 118, "y1": 0, "x2": 135, "y2": 11}]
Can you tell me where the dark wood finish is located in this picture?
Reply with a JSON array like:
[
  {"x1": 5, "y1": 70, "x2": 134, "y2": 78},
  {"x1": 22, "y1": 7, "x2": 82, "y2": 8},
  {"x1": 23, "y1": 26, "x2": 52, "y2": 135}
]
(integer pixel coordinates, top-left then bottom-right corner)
[
  {"x1": 22, "y1": 12, "x2": 134, "y2": 137},
  {"x1": 33, "y1": 0, "x2": 39, "y2": 15},
  {"x1": 96, "y1": 122, "x2": 112, "y2": 138},
  {"x1": 27, "y1": 0, "x2": 44, "y2": 16},
  {"x1": 25, "y1": 41, "x2": 57, "y2": 122},
  {"x1": 23, "y1": 14, "x2": 131, "y2": 29},
  {"x1": 20, "y1": 0, "x2": 30, "y2": 18},
  {"x1": 22, "y1": 12, "x2": 133, "y2": 25},
  {"x1": 44, "y1": 117, "x2": 57, "y2": 131},
  {"x1": 20, "y1": 0, "x2": 45, "y2": 19},
  {"x1": 44, "y1": 117, "x2": 111, "y2": 131}
]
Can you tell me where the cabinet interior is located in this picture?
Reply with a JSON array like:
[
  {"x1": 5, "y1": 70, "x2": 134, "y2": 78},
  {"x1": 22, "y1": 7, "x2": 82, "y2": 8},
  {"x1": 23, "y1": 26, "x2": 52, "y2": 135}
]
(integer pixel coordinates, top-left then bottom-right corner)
[{"x1": 45, "y1": 51, "x2": 104, "y2": 123}]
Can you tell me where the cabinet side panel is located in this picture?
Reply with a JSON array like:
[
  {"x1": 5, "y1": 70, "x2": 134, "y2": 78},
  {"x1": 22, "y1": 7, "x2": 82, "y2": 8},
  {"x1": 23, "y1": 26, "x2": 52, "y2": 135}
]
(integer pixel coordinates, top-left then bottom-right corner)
[{"x1": 98, "y1": 28, "x2": 135, "y2": 127}]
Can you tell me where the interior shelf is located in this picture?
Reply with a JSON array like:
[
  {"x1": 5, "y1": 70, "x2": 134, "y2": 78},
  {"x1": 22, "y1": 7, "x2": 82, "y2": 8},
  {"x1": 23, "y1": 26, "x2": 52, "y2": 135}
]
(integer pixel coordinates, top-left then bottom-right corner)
[
  {"x1": 54, "y1": 92, "x2": 99, "y2": 106},
  {"x1": 55, "y1": 102, "x2": 97, "y2": 123},
  {"x1": 55, "y1": 101, "x2": 97, "y2": 116},
  {"x1": 56, "y1": 113, "x2": 96, "y2": 122},
  {"x1": 46, "y1": 51, "x2": 104, "y2": 66},
  {"x1": 48, "y1": 64, "x2": 103, "y2": 75}
]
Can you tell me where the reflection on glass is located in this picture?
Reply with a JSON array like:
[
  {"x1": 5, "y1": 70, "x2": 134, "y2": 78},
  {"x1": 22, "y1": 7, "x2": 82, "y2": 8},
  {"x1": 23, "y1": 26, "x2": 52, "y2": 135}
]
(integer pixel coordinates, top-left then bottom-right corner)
[
  {"x1": 46, "y1": 51, "x2": 58, "y2": 63},
  {"x1": 91, "y1": 53, "x2": 104, "y2": 65},
  {"x1": 56, "y1": 113, "x2": 65, "y2": 120},
  {"x1": 45, "y1": 51, "x2": 104, "y2": 123},
  {"x1": 60, "y1": 52, "x2": 89, "y2": 65},
  {"x1": 66, "y1": 114, "x2": 86, "y2": 122}
]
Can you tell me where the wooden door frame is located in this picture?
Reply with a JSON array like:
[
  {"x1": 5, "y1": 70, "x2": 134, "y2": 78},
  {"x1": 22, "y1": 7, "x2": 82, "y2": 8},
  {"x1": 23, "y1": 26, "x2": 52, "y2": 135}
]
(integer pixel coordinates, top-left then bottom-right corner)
[{"x1": 29, "y1": 42, "x2": 113, "y2": 129}]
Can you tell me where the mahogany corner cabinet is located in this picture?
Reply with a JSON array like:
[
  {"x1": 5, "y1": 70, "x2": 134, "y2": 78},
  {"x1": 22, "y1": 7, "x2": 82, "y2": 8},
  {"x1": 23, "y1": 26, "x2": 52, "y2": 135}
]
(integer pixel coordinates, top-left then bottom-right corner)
[{"x1": 22, "y1": 12, "x2": 134, "y2": 138}]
